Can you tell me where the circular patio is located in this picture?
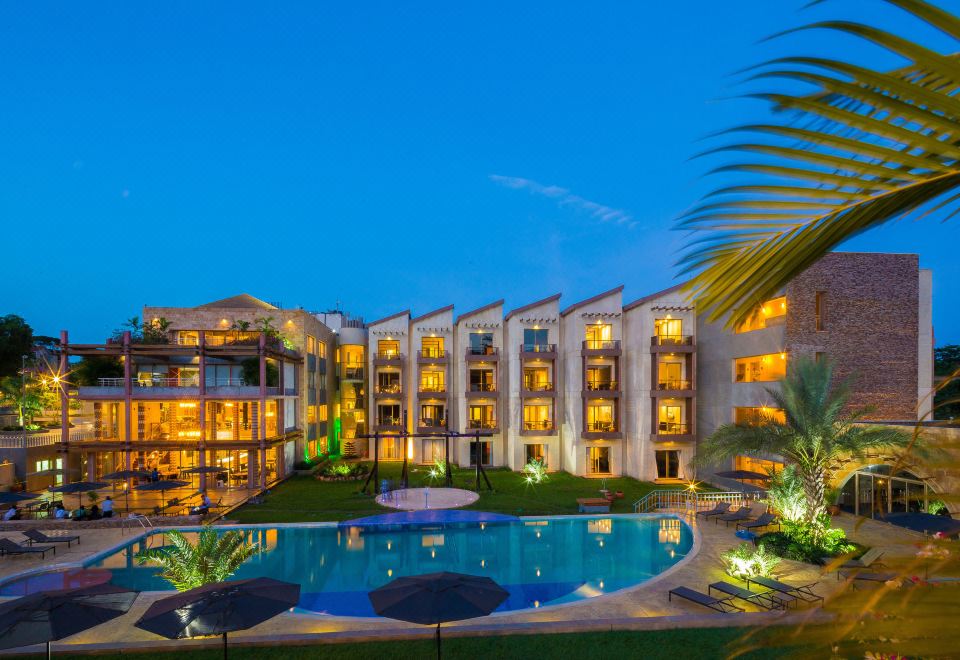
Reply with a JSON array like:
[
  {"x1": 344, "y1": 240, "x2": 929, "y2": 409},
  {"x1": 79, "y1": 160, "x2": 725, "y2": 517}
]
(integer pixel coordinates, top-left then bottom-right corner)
[{"x1": 374, "y1": 487, "x2": 478, "y2": 511}]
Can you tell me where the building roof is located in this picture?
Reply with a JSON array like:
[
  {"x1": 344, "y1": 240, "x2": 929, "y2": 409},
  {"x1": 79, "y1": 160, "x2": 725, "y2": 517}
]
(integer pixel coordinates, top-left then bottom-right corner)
[
  {"x1": 456, "y1": 300, "x2": 504, "y2": 325},
  {"x1": 195, "y1": 294, "x2": 277, "y2": 310},
  {"x1": 623, "y1": 283, "x2": 689, "y2": 312},
  {"x1": 504, "y1": 293, "x2": 562, "y2": 321},
  {"x1": 367, "y1": 309, "x2": 411, "y2": 327},
  {"x1": 560, "y1": 286, "x2": 624, "y2": 317},
  {"x1": 411, "y1": 304, "x2": 454, "y2": 324}
]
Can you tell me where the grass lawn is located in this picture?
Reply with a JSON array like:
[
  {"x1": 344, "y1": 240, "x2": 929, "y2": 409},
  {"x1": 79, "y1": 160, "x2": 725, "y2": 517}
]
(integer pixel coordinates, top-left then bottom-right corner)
[{"x1": 229, "y1": 462, "x2": 684, "y2": 524}]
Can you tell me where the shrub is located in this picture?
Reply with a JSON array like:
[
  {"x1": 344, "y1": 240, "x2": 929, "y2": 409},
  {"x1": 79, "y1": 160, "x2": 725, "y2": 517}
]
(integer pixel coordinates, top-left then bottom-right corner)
[
  {"x1": 928, "y1": 500, "x2": 948, "y2": 516},
  {"x1": 330, "y1": 463, "x2": 352, "y2": 476},
  {"x1": 522, "y1": 459, "x2": 548, "y2": 484},
  {"x1": 721, "y1": 542, "x2": 781, "y2": 580},
  {"x1": 293, "y1": 460, "x2": 314, "y2": 471},
  {"x1": 428, "y1": 458, "x2": 447, "y2": 480},
  {"x1": 763, "y1": 465, "x2": 807, "y2": 523}
]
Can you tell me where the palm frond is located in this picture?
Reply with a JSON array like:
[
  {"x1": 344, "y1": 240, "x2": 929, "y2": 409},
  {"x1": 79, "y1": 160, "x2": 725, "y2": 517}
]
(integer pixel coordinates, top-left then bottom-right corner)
[{"x1": 677, "y1": 0, "x2": 960, "y2": 326}]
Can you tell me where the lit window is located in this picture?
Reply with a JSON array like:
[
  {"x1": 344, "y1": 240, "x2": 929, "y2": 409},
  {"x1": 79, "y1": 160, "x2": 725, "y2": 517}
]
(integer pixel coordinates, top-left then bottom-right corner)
[
  {"x1": 735, "y1": 296, "x2": 786, "y2": 333},
  {"x1": 734, "y1": 406, "x2": 786, "y2": 425},
  {"x1": 733, "y1": 353, "x2": 787, "y2": 383}
]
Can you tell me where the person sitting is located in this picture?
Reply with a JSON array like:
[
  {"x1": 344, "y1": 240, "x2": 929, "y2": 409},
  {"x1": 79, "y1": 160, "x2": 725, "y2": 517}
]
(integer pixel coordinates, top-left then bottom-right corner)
[
  {"x1": 151, "y1": 468, "x2": 160, "y2": 482},
  {"x1": 71, "y1": 505, "x2": 88, "y2": 521},
  {"x1": 101, "y1": 496, "x2": 114, "y2": 518},
  {"x1": 53, "y1": 503, "x2": 67, "y2": 519},
  {"x1": 89, "y1": 504, "x2": 101, "y2": 520},
  {"x1": 191, "y1": 491, "x2": 214, "y2": 515},
  {"x1": 3, "y1": 505, "x2": 20, "y2": 521}
]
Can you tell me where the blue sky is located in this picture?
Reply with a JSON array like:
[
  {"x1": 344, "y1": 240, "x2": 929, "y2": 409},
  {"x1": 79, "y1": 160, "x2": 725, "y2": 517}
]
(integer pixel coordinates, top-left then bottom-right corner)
[{"x1": 3, "y1": 1, "x2": 957, "y2": 343}]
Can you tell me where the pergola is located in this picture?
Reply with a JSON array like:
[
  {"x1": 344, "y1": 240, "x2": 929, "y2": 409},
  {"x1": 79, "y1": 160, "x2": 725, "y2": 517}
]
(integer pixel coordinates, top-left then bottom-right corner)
[{"x1": 357, "y1": 429, "x2": 494, "y2": 494}]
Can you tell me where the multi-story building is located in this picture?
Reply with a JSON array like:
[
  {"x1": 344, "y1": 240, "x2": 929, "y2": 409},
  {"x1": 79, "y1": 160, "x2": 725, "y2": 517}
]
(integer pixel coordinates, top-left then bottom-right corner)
[{"x1": 44, "y1": 252, "x2": 932, "y2": 496}]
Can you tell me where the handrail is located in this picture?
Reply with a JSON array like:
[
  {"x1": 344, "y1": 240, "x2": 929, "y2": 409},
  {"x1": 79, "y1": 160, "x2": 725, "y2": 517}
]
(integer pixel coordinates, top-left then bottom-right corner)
[
  {"x1": 586, "y1": 380, "x2": 618, "y2": 391},
  {"x1": 632, "y1": 490, "x2": 762, "y2": 513},
  {"x1": 583, "y1": 340, "x2": 621, "y2": 350},
  {"x1": 521, "y1": 343, "x2": 556, "y2": 353},
  {"x1": 523, "y1": 382, "x2": 554, "y2": 392},
  {"x1": 418, "y1": 349, "x2": 446, "y2": 359},
  {"x1": 652, "y1": 334, "x2": 694, "y2": 346},
  {"x1": 656, "y1": 379, "x2": 693, "y2": 390},
  {"x1": 469, "y1": 383, "x2": 496, "y2": 392}
]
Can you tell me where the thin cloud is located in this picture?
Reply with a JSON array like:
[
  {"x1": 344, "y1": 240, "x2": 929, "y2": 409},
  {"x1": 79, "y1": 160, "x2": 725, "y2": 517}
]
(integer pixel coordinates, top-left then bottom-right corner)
[{"x1": 490, "y1": 174, "x2": 638, "y2": 229}]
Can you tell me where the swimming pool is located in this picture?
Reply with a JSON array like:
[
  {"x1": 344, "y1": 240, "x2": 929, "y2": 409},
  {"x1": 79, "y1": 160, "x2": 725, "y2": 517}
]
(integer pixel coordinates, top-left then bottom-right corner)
[{"x1": 0, "y1": 515, "x2": 693, "y2": 616}]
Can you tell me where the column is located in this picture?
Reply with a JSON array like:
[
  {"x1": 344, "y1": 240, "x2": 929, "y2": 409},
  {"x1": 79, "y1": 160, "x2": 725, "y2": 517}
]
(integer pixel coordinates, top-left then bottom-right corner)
[
  {"x1": 123, "y1": 331, "x2": 133, "y2": 453},
  {"x1": 59, "y1": 331, "x2": 70, "y2": 480},
  {"x1": 86, "y1": 452, "x2": 96, "y2": 481},
  {"x1": 247, "y1": 450, "x2": 258, "y2": 489},
  {"x1": 259, "y1": 446, "x2": 267, "y2": 489}
]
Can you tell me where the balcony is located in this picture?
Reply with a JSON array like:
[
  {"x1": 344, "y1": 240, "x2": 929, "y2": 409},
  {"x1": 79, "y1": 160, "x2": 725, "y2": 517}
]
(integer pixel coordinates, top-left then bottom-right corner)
[
  {"x1": 374, "y1": 383, "x2": 402, "y2": 398},
  {"x1": 418, "y1": 417, "x2": 447, "y2": 431},
  {"x1": 582, "y1": 339, "x2": 621, "y2": 356},
  {"x1": 466, "y1": 383, "x2": 497, "y2": 398},
  {"x1": 374, "y1": 417, "x2": 404, "y2": 432},
  {"x1": 373, "y1": 352, "x2": 404, "y2": 366},
  {"x1": 652, "y1": 421, "x2": 695, "y2": 442},
  {"x1": 340, "y1": 365, "x2": 364, "y2": 381},
  {"x1": 417, "y1": 349, "x2": 448, "y2": 364},
  {"x1": 521, "y1": 419, "x2": 557, "y2": 436},
  {"x1": 521, "y1": 382, "x2": 556, "y2": 398},
  {"x1": 465, "y1": 346, "x2": 499, "y2": 362},
  {"x1": 583, "y1": 380, "x2": 620, "y2": 399},
  {"x1": 417, "y1": 385, "x2": 447, "y2": 399},
  {"x1": 466, "y1": 419, "x2": 497, "y2": 431},
  {"x1": 520, "y1": 343, "x2": 557, "y2": 359},
  {"x1": 650, "y1": 335, "x2": 695, "y2": 353},
  {"x1": 654, "y1": 379, "x2": 694, "y2": 396},
  {"x1": 582, "y1": 420, "x2": 622, "y2": 440}
]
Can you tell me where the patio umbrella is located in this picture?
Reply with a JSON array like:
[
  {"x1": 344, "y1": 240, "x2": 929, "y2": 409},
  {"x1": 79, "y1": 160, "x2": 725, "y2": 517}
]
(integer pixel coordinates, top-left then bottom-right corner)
[
  {"x1": 179, "y1": 465, "x2": 225, "y2": 489},
  {"x1": 0, "y1": 492, "x2": 42, "y2": 504},
  {"x1": 48, "y1": 482, "x2": 109, "y2": 510},
  {"x1": 368, "y1": 572, "x2": 509, "y2": 660},
  {"x1": 133, "y1": 480, "x2": 189, "y2": 512},
  {"x1": 0, "y1": 583, "x2": 139, "y2": 659},
  {"x1": 134, "y1": 577, "x2": 300, "y2": 659},
  {"x1": 101, "y1": 471, "x2": 153, "y2": 513},
  {"x1": 714, "y1": 470, "x2": 771, "y2": 493}
]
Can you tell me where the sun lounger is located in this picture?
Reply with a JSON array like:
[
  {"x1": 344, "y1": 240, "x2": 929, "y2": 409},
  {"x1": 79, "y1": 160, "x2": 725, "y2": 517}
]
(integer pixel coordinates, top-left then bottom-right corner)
[
  {"x1": 746, "y1": 575, "x2": 823, "y2": 605},
  {"x1": 830, "y1": 547, "x2": 885, "y2": 572},
  {"x1": 737, "y1": 512, "x2": 779, "y2": 532},
  {"x1": 577, "y1": 498, "x2": 611, "y2": 513},
  {"x1": 708, "y1": 581, "x2": 794, "y2": 610},
  {"x1": 696, "y1": 501, "x2": 732, "y2": 518},
  {"x1": 716, "y1": 507, "x2": 752, "y2": 526},
  {"x1": 839, "y1": 571, "x2": 906, "y2": 589},
  {"x1": 668, "y1": 586, "x2": 743, "y2": 613},
  {"x1": 0, "y1": 537, "x2": 56, "y2": 559},
  {"x1": 23, "y1": 529, "x2": 80, "y2": 548}
]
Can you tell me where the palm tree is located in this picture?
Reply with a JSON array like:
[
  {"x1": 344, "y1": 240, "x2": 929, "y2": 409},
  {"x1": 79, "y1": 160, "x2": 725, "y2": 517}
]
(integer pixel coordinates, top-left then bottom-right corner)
[
  {"x1": 678, "y1": 0, "x2": 960, "y2": 327},
  {"x1": 696, "y1": 357, "x2": 913, "y2": 533},
  {"x1": 135, "y1": 528, "x2": 257, "y2": 592}
]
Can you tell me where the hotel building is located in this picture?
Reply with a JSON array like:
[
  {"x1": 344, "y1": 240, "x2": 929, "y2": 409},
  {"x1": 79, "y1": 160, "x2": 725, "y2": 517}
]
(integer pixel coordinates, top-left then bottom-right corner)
[{"x1": 44, "y1": 252, "x2": 932, "y2": 491}]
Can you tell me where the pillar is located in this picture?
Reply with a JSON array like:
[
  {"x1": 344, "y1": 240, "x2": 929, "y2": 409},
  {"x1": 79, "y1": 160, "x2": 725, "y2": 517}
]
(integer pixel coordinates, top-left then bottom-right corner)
[
  {"x1": 259, "y1": 446, "x2": 267, "y2": 489},
  {"x1": 59, "y1": 330, "x2": 69, "y2": 479},
  {"x1": 86, "y1": 452, "x2": 96, "y2": 481},
  {"x1": 247, "y1": 450, "x2": 258, "y2": 489}
]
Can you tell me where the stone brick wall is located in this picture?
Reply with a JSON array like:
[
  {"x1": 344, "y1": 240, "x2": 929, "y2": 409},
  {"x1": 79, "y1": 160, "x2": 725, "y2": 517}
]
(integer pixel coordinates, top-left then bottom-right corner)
[{"x1": 785, "y1": 252, "x2": 919, "y2": 420}]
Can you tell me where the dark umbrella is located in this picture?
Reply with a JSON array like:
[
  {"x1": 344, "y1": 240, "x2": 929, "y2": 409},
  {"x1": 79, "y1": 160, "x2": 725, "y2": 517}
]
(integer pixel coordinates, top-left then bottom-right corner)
[
  {"x1": 0, "y1": 583, "x2": 139, "y2": 659},
  {"x1": 179, "y1": 466, "x2": 224, "y2": 490},
  {"x1": 101, "y1": 471, "x2": 153, "y2": 513},
  {"x1": 368, "y1": 572, "x2": 509, "y2": 660},
  {"x1": 134, "y1": 577, "x2": 300, "y2": 659},
  {"x1": 0, "y1": 492, "x2": 42, "y2": 504},
  {"x1": 134, "y1": 480, "x2": 189, "y2": 512},
  {"x1": 715, "y1": 469, "x2": 771, "y2": 492},
  {"x1": 48, "y1": 482, "x2": 109, "y2": 510}
]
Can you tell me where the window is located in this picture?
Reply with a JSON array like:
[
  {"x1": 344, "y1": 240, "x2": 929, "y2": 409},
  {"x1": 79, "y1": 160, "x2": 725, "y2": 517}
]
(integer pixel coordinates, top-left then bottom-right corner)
[
  {"x1": 586, "y1": 404, "x2": 614, "y2": 432},
  {"x1": 815, "y1": 291, "x2": 826, "y2": 331},
  {"x1": 655, "y1": 450, "x2": 681, "y2": 479},
  {"x1": 587, "y1": 446, "x2": 611, "y2": 474},
  {"x1": 468, "y1": 405, "x2": 495, "y2": 429},
  {"x1": 423, "y1": 438, "x2": 445, "y2": 463},
  {"x1": 734, "y1": 406, "x2": 785, "y2": 425},
  {"x1": 523, "y1": 404, "x2": 551, "y2": 431},
  {"x1": 735, "y1": 296, "x2": 786, "y2": 333},
  {"x1": 815, "y1": 351, "x2": 826, "y2": 364},
  {"x1": 658, "y1": 403, "x2": 686, "y2": 434},
  {"x1": 307, "y1": 335, "x2": 317, "y2": 354},
  {"x1": 654, "y1": 318, "x2": 682, "y2": 338},
  {"x1": 469, "y1": 441, "x2": 492, "y2": 466},
  {"x1": 307, "y1": 405, "x2": 317, "y2": 424},
  {"x1": 419, "y1": 404, "x2": 445, "y2": 428},
  {"x1": 377, "y1": 404, "x2": 401, "y2": 426},
  {"x1": 420, "y1": 370, "x2": 445, "y2": 392},
  {"x1": 469, "y1": 332, "x2": 494, "y2": 355},
  {"x1": 469, "y1": 369, "x2": 495, "y2": 392},
  {"x1": 523, "y1": 367, "x2": 551, "y2": 391},
  {"x1": 523, "y1": 328, "x2": 549, "y2": 351},
  {"x1": 584, "y1": 323, "x2": 613, "y2": 348},
  {"x1": 525, "y1": 444, "x2": 545, "y2": 464},
  {"x1": 734, "y1": 353, "x2": 787, "y2": 383},
  {"x1": 586, "y1": 365, "x2": 614, "y2": 390},
  {"x1": 377, "y1": 340, "x2": 400, "y2": 358},
  {"x1": 657, "y1": 360, "x2": 685, "y2": 389},
  {"x1": 377, "y1": 371, "x2": 401, "y2": 393},
  {"x1": 318, "y1": 341, "x2": 327, "y2": 358},
  {"x1": 379, "y1": 437, "x2": 402, "y2": 460},
  {"x1": 308, "y1": 372, "x2": 316, "y2": 389},
  {"x1": 177, "y1": 331, "x2": 199, "y2": 346},
  {"x1": 421, "y1": 336, "x2": 444, "y2": 358},
  {"x1": 318, "y1": 404, "x2": 328, "y2": 422}
]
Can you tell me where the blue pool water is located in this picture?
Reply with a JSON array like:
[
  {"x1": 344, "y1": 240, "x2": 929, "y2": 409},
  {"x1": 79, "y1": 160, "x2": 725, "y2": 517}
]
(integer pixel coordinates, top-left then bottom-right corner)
[{"x1": 1, "y1": 515, "x2": 693, "y2": 616}]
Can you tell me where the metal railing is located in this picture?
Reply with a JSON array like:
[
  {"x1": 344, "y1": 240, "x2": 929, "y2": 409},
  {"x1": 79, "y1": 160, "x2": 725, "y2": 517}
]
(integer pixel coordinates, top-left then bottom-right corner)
[
  {"x1": 418, "y1": 349, "x2": 446, "y2": 359},
  {"x1": 419, "y1": 385, "x2": 446, "y2": 393},
  {"x1": 586, "y1": 380, "x2": 618, "y2": 391},
  {"x1": 583, "y1": 340, "x2": 620, "y2": 350},
  {"x1": 523, "y1": 420, "x2": 553, "y2": 431},
  {"x1": 466, "y1": 346, "x2": 499, "y2": 356},
  {"x1": 656, "y1": 422, "x2": 690, "y2": 435},
  {"x1": 418, "y1": 418, "x2": 447, "y2": 428},
  {"x1": 206, "y1": 377, "x2": 249, "y2": 387},
  {"x1": 585, "y1": 421, "x2": 616, "y2": 432},
  {"x1": 521, "y1": 343, "x2": 556, "y2": 353},
  {"x1": 469, "y1": 383, "x2": 496, "y2": 392},
  {"x1": 375, "y1": 351, "x2": 403, "y2": 360},
  {"x1": 340, "y1": 365, "x2": 364, "y2": 380},
  {"x1": 633, "y1": 490, "x2": 761, "y2": 513},
  {"x1": 652, "y1": 334, "x2": 694, "y2": 346},
  {"x1": 375, "y1": 383, "x2": 402, "y2": 394},
  {"x1": 467, "y1": 419, "x2": 497, "y2": 429},
  {"x1": 656, "y1": 379, "x2": 692, "y2": 390},
  {"x1": 523, "y1": 382, "x2": 554, "y2": 392},
  {"x1": 0, "y1": 430, "x2": 95, "y2": 448}
]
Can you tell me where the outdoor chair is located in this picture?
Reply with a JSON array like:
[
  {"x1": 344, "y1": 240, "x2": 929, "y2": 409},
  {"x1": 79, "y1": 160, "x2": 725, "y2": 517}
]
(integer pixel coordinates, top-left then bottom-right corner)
[
  {"x1": 668, "y1": 586, "x2": 743, "y2": 613},
  {"x1": 708, "y1": 581, "x2": 794, "y2": 610},
  {"x1": 838, "y1": 571, "x2": 906, "y2": 589},
  {"x1": 737, "y1": 512, "x2": 780, "y2": 532},
  {"x1": 23, "y1": 529, "x2": 80, "y2": 548},
  {"x1": 830, "y1": 547, "x2": 886, "y2": 573},
  {"x1": 0, "y1": 537, "x2": 56, "y2": 559},
  {"x1": 745, "y1": 575, "x2": 824, "y2": 606},
  {"x1": 716, "y1": 507, "x2": 752, "y2": 526},
  {"x1": 696, "y1": 501, "x2": 732, "y2": 518}
]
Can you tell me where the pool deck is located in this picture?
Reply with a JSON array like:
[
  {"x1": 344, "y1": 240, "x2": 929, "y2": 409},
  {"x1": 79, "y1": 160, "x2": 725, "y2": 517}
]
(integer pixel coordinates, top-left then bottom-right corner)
[{"x1": 0, "y1": 510, "x2": 936, "y2": 655}]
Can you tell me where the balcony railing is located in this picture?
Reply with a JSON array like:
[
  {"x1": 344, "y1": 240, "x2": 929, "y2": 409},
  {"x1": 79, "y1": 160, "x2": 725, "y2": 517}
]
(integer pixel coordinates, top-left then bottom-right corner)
[
  {"x1": 419, "y1": 418, "x2": 447, "y2": 428},
  {"x1": 467, "y1": 419, "x2": 497, "y2": 429},
  {"x1": 585, "y1": 421, "x2": 617, "y2": 432},
  {"x1": 419, "y1": 385, "x2": 447, "y2": 393},
  {"x1": 521, "y1": 343, "x2": 556, "y2": 353},
  {"x1": 375, "y1": 351, "x2": 403, "y2": 360},
  {"x1": 652, "y1": 335, "x2": 694, "y2": 346},
  {"x1": 583, "y1": 339, "x2": 620, "y2": 351},
  {"x1": 523, "y1": 382, "x2": 554, "y2": 392},
  {"x1": 586, "y1": 380, "x2": 618, "y2": 391},
  {"x1": 523, "y1": 420, "x2": 553, "y2": 431},
  {"x1": 469, "y1": 383, "x2": 496, "y2": 392},
  {"x1": 466, "y1": 346, "x2": 499, "y2": 356},
  {"x1": 656, "y1": 379, "x2": 692, "y2": 390},
  {"x1": 375, "y1": 383, "x2": 402, "y2": 394},
  {"x1": 657, "y1": 422, "x2": 690, "y2": 434},
  {"x1": 341, "y1": 365, "x2": 364, "y2": 380},
  {"x1": 418, "y1": 348, "x2": 446, "y2": 359},
  {"x1": 376, "y1": 417, "x2": 403, "y2": 427}
]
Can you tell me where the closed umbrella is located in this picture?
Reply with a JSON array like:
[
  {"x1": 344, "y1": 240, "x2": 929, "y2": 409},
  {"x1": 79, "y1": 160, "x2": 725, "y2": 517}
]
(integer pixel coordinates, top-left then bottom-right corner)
[
  {"x1": 134, "y1": 480, "x2": 189, "y2": 513},
  {"x1": 368, "y1": 572, "x2": 509, "y2": 660},
  {"x1": 134, "y1": 577, "x2": 300, "y2": 659},
  {"x1": 48, "y1": 482, "x2": 109, "y2": 511},
  {"x1": 101, "y1": 471, "x2": 153, "y2": 514},
  {"x1": 0, "y1": 583, "x2": 139, "y2": 659}
]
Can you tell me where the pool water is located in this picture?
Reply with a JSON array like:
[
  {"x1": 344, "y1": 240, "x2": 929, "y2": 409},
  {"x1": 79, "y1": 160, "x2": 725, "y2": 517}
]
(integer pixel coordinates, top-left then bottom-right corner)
[{"x1": 1, "y1": 515, "x2": 693, "y2": 616}]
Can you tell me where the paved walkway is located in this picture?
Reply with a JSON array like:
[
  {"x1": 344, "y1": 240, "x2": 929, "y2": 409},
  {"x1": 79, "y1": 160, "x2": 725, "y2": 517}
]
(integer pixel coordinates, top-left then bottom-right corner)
[{"x1": 375, "y1": 487, "x2": 479, "y2": 510}]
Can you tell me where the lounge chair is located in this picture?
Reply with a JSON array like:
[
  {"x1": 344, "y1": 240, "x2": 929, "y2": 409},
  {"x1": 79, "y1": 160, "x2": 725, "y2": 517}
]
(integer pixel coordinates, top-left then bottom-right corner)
[
  {"x1": 839, "y1": 571, "x2": 905, "y2": 589},
  {"x1": 716, "y1": 507, "x2": 752, "y2": 526},
  {"x1": 737, "y1": 512, "x2": 779, "y2": 532},
  {"x1": 830, "y1": 547, "x2": 885, "y2": 572},
  {"x1": 708, "y1": 581, "x2": 794, "y2": 610},
  {"x1": 0, "y1": 537, "x2": 56, "y2": 559},
  {"x1": 23, "y1": 529, "x2": 80, "y2": 548},
  {"x1": 696, "y1": 501, "x2": 732, "y2": 518},
  {"x1": 746, "y1": 575, "x2": 823, "y2": 606},
  {"x1": 668, "y1": 586, "x2": 743, "y2": 613}
]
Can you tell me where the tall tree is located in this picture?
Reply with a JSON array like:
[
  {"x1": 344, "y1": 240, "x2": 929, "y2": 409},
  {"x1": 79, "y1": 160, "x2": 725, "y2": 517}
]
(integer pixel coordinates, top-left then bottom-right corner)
[
  {"x1": 678, "y1": 0, "x2": 960, "y2": 326},
  {"x1": 0, "y1": 315, "x2": 34, "y2": 377},
  {"x1": 696, "y1": 357, "x2": 913, "y2": 535}
]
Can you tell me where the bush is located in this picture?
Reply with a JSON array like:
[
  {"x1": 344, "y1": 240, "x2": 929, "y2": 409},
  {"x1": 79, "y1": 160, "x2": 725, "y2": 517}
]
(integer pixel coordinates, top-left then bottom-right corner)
[
  {"x1": 758, "y1": 518, "x2": 860, "y2": 564},
  {"x1": 721, "y1": 543, "x2": 781, "y2": 580},
  {"x1": 293, "y1": 460, "x2": 314, "y2": 471},
  {"x1": 763, "y1": 466, "x2": 807, "y2": 523}
]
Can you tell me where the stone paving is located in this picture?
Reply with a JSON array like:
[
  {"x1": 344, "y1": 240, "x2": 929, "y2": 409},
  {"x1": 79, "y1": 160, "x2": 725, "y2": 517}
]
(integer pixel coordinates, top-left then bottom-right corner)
[{"x1": 0, "y1": 508, "x2": 934, "y2": 655}]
